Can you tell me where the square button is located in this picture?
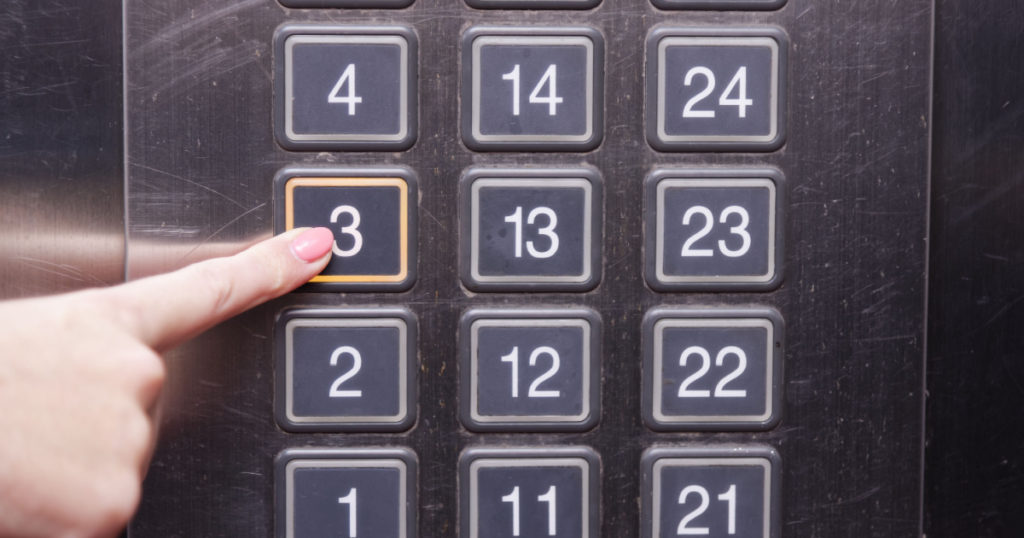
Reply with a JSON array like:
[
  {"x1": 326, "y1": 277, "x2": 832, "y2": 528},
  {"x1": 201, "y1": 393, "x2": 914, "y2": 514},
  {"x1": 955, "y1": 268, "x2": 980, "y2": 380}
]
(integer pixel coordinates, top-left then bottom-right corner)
[
  {"x1": 274, "y1": 167, "x2": 417, "y2": 291},
  {"x1": 460, "y1": 447, "x2": 599, "y2": 538},
  {"x1": 460, "y1": 168, "x2": 601, "y2": 291},
  {"x1": 275, "y1": 308, "x2": 417, "y2": 432},
  {"x1": 645, "y1": 168, "x2": 783, "y2": 291},
  {"x1": 646, "y1": 28, "x2": 786, "y2": 151},
  {"x1": 459, "y1": 309, "x2": 601, "y2": 432},
  {"x1": 276, "y1": 448, "x2": 417, "y2": 538},
  {"x1": 462, "y1": 27, "x2": 603, "y2": 151},
  {"x1": 651, "y1": 0, "x2": 786, "y2": 9},
  {"x1": 642, "y1": 307, "x2": 784, "y2": 431},
  {"x1": 642, "y1": 446, "x2": 780, "y2": 538},
  {"x1": 274, "y1": 25, "x2": 416, "y2": 151}
]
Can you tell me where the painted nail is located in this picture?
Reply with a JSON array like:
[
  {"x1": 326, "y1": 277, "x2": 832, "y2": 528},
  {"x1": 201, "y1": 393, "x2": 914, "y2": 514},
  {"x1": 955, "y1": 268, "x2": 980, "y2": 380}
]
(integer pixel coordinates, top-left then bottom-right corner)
[{"x1": 290, "y1": 227, "x2": 334, "y2": 262}]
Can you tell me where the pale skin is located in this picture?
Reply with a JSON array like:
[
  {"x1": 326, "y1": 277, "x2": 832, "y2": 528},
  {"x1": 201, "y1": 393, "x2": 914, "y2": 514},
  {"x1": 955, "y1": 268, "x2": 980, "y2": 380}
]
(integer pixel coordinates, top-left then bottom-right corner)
[{"x1": 0, "y1": 227, "x2": 334, "y2": 538}]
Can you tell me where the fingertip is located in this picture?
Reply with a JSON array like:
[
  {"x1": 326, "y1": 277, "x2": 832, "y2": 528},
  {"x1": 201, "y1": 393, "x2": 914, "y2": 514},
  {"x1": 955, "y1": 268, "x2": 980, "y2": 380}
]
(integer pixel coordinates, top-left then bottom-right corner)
[{"x1": 289, "y1": 227, "x2": 334, "y2": 263}]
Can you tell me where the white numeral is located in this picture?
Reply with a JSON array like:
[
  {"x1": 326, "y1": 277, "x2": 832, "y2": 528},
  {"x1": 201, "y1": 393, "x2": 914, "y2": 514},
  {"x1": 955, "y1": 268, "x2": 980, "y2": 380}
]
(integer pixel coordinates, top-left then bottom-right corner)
[
  {"x1": 338, "y1": 487, "x2": 358, "y2": 537},
  {"x1": 677, "y1": 345, "x2": 748, "y2": 399},
  {"x1": 676, "y1": 484, "x2": 738, "y2": 536},
  {"x1": 681, "y1": 66, "x2": 753, "y2": 119},
  {"x1": 329, "y1": 346, "x2": 362, "y2": 398},
  {"x1": 330, "y1": 205, "x2": 363, "y2": 257},
  {"x1": 327, "y1": 64, "x2": 363, "y2": 116},
  {"x1": 502, "y1": 485, "x2": 558, "y2": 537},
  {"x1": 504, "y1": 206, "x2": 559, "y2": 259},
  {"x1": 502, "y1": 64, "x2": 563, "y2": 116},
  {"x1": 501, "y1": 346, "x2": 562, "y2": 398},
  {"x1": 502, "y1": 486, "x2": 521, "y2": 536},
  {"x1": 680, "y1": 205, "x2": 751, "y2": 258}
]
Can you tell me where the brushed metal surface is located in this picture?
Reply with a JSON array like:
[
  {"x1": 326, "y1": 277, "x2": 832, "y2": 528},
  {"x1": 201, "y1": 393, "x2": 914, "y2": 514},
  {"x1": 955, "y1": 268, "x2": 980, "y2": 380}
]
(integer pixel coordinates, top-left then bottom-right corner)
[
  {"x1": 0, "y1": 0, "x2": 125, "y2": 299},
  {"x1": 125, "y1": 0, "x2": 931, "y2": 535}
]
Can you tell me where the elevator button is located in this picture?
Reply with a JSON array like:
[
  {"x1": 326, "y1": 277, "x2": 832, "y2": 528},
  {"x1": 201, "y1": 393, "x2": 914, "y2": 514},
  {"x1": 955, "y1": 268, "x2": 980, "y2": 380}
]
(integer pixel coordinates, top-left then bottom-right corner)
[
  {"x1": 461, "y1": 168, "x2": 601, "y2": 291},
  {"x1": 276, "y1": 448, "x2": 417, "y2": 538},
  {"x1": 275, "y1": 167, "x2": 417, "y2": 291},
  {"x1": 646, "y1": 28, "x2": 786, "y2": 151},
  {"x1": 274, "y1": 25, "x2": 417, "y2": 151},
  {"x1": 642, "y1": 446, "x2": 780, "y2": 538},
  {"x1": 275, "y1": 308, "x2": 416, "y2": 432},
  {"x1": 459, "y1": 309, "x2": 600, "y2": 432},
  {"x1": 462, "y1": 27, "x2": 603, "y2": 151},
  {"x1": 642, "y1": 307, "x2": 783, "y2": 431},
  {"x1": 650, "y1": 0, "x2": 786, "y2": 9},
  {"x1": 645, "y1": 169, "x2": 783, "y2": 291},
  {"x1": 466, "y1": 0, "x2": 600, "y2": 8},
  {"x1": 460, "y1": 447, "x2": 599, "y2": 538}
]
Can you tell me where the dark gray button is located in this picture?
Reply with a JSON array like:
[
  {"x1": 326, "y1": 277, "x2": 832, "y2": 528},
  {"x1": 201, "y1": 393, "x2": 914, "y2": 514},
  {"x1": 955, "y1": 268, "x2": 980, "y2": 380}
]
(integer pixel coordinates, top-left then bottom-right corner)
[
  {"x1": 277, "y1": 448, "x2": 417, "y2": 538},
  {"x1": 280, "y1": 0, "x2": 413, "y2": 7},
  {"x1": 462, "y1": 28, "x2": 603, "y2": 151},
  {"x1": 460, "y1": 309, "x2": 601, "y2": 431},
  {"x1": 466, "y1": 0, "x2": 600, "y2": 8},
  {"x1": 460, "y1": 447, "x2": 599, "y2": 538},
  {"x1": 646, "y1": 28, "x2": 786, "y2": 151},
  {"x1": 645, "y1": 169, "x2": 783, "y2": 291},
  {"x1": 650, "y1": 0, "x2": 786, "y2": 9},
  {"x1": 274, "y1": 25, "x2": 416, "y2": 150},
  {"x1": 461, "y1": 168, "x2": 601, "y2": 291},
  {"x1": 642, "y1": 446, "x2": 780, "y2": 538},
  {"x1": 642, "y1": 308, "x2": 783, "y2": 431},
  {"x1": 276, "y1": 308, "x2": 417, "y2": 432},
  {"x1": 274, "y1": 167, "x2": 417, "y2": 291}
]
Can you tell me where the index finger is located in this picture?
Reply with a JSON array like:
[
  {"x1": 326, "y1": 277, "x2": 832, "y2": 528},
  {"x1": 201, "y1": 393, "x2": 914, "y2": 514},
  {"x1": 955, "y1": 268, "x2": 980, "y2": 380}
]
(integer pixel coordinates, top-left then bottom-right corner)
[{"x1": 103, "y1": 227, "x2": 333, "y2": 351}]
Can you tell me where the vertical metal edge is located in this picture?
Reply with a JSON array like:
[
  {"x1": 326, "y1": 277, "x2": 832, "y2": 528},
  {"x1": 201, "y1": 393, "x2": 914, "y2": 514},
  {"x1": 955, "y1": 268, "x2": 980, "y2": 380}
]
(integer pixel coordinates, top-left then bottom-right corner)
[{"x1": 919, "y1": 1, "x2": 936, "y2": 535}]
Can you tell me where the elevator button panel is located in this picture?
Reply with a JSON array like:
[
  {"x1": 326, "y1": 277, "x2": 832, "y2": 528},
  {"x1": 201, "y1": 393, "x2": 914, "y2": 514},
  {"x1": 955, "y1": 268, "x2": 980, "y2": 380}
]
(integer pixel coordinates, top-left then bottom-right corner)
[
  {"x1": 460, "y1": 168, "x2": 602, "y2": 291},
  {"x1": 274, "y1": 25, "x2": 417, "y2": 151},
  {"x1": 645, "y1": 169, "x2": 784, "y2": 291},
  {"x1": 274, "y1": 167, "x2": 417, "y2": 291},
  {"x1": 460, "y1": 447, "x2": 599, "y2": 538},
  {"x1": 461, "y1": 27, "x2": 603, "y2": 151},
  {"x1": 459, "y1": 308, "x2": 601, "y2": 431},
  {"x1": 275, "y1": 308, "x2": 417, "y2": 432},
  {"x1": 642, "y1": 308, "x2": 784, "y2": 431},
  {"x1": 646, "y1": 28, "x2": 786, "y2": 151},
  {"x1": 276, "y1": 448, "x2": 417, "y2": 538},
  {"x1": 642, "y1": 446, "x2": 780, "y2": 538}
]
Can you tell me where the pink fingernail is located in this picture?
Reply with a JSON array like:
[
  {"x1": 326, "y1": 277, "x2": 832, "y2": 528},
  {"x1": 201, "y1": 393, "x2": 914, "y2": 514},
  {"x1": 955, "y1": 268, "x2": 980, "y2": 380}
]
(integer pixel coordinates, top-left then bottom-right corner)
[{"x1": 290, "y1": 227, "x2": 334, "y2": 262}]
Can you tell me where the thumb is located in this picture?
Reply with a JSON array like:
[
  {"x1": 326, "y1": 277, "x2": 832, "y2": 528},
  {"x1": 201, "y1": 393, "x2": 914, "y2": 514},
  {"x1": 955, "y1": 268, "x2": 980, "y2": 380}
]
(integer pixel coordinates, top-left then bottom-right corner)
[{"x1": 102, "y1": 227, "x2": 333, "y2": 351}]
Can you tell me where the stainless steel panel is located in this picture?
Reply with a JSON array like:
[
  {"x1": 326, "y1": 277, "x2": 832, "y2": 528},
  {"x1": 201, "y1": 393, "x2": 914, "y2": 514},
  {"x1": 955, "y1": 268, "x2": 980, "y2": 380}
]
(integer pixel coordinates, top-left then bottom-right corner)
[
  {"x1": 125, "y1": 0, "x2": 931, "y2": 535},
  {"x1": 0, "y1": 0, "x2": 125, "y2": 298}
]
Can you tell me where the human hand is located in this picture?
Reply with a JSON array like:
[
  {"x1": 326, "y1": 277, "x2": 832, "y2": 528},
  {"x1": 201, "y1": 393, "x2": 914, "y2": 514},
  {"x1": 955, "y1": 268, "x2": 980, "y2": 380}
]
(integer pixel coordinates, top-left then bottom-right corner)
[{"x1": 0, "y1": 227, "x2": 333, "y2": 538}]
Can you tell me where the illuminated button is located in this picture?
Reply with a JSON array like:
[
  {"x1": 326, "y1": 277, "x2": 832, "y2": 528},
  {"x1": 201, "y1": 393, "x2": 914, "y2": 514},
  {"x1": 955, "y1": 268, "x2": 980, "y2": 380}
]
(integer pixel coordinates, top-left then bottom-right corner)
[
  {"x1": 460, "y1": 447, "x2": 599, "y2": 538},
  {"x1": 646, "y1": 28, "x2": 786, "y2": 151},
  {"x1": 462, "y1": 27, "x2": 603, "y2": 151},
  {"x1": 274, "y1": 167, "x2": 416, "y2": 291},
  {"x1": 276, "y1": 448, "x2": 416, "y2": 538},
  {"x1": 650, "y1": 0, "x2": 786, "y2": 9},
  {"x1": 645, "y1": 168, "x2": 783, "y2": 291},
  {"x1": 275, "y1": 308, "x2": 416, "y2": 432},
  {"x1": 642, "y1": 307, "x2": 784, "y2": 431},
  {"x1": 642, "y1": 446, "x2": 780, "y2": 538},
  {"x1": 274, "y1": 25, "x2": 416, "y2": 151},
  {"x1": 460, "y1": 168, "x2": 601, "y2": 291},
  {"x1": 459, "y1": 308, "x2": 601, "y2": 432}
]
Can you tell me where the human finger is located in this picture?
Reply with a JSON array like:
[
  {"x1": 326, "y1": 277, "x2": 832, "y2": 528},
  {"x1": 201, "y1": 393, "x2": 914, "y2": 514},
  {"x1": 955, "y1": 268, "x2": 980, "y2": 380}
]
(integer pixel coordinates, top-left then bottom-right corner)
[{"x1": 103, "y1": 227, "x2": 333, "y2": 351}]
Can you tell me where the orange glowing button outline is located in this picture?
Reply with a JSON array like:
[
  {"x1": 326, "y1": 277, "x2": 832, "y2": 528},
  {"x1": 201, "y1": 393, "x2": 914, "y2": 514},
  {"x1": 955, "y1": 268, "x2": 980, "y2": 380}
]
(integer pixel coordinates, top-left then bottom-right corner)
[{"x1": 285, "y1": 177, "x2": 409, "y2": 283}]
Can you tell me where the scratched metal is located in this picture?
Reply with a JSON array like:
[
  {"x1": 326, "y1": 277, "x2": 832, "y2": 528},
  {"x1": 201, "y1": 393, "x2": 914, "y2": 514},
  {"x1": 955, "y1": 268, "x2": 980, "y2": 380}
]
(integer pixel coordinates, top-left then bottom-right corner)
[
  {"x1": 124, "y1": 0, "x2": 932, "y2": 535},
  {"x1": 0, "y1": 0, "x2": 125, "y2": 299}
]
